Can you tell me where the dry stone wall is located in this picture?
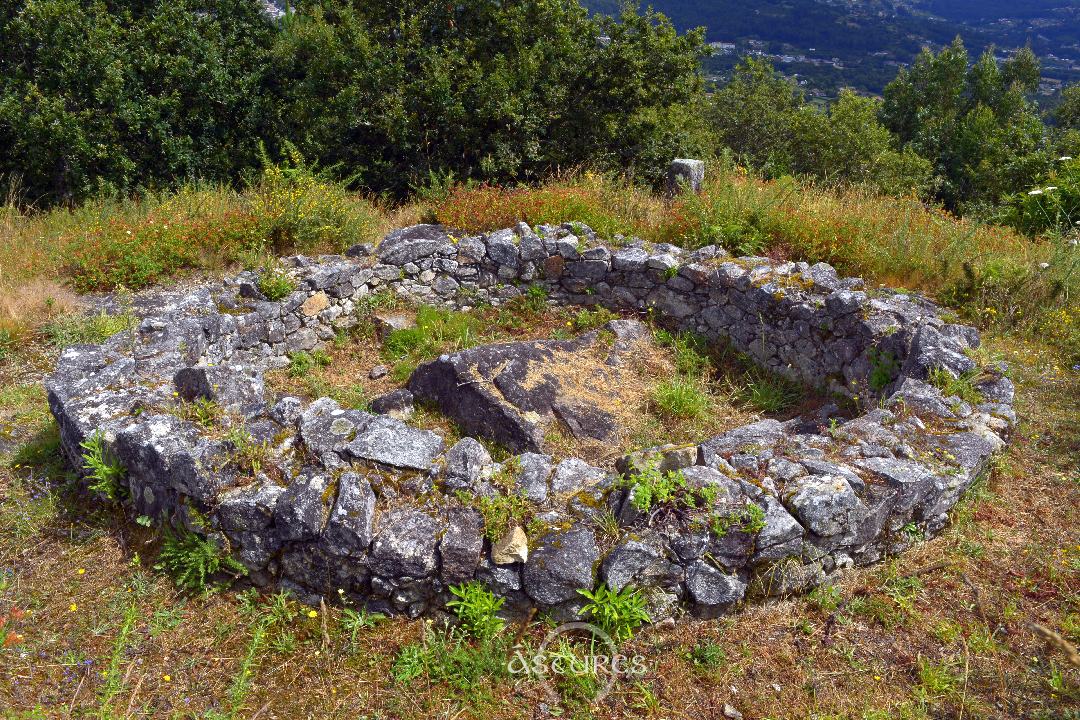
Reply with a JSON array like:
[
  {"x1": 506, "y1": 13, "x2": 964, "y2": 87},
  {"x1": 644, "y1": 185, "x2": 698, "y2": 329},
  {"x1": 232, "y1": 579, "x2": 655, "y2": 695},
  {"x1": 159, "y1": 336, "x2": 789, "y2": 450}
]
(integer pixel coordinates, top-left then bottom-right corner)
[{"x1": 46, "y1": 222, "x2": 1016, "y2": 620}]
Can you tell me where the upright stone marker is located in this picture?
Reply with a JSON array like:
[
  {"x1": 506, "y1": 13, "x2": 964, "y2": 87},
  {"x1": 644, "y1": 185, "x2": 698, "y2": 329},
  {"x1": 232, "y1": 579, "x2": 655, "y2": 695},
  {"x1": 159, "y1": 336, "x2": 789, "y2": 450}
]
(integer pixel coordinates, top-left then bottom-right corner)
[{"x1": 667, "y1": 158, "x2": 705, "y2": 195}]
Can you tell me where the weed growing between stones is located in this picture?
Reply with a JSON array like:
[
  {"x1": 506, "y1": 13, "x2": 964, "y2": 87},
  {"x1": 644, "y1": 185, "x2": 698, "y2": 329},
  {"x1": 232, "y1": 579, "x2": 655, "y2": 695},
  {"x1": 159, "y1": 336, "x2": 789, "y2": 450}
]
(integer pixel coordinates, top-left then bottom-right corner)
[
  {"x1": 622, "y1": 461, "x2": 691, "y2": 513},
  {"x1": 447, "y1": 581, "x2": 506, "y2": 641},
  {"x1": 45, "y1": 308, "x2": 136, "y2": 348},
  {"x1": 287, "y1": 348, "x2": 331, "y2": 377},
  {"x1": 927, "y1": 367, "x2": 986, "y2": 405},
  {"x1": 222, "y1": 427, "x2": 271, "y2": 479},
  {"x1": 256, "y1": 264, "x2": 296, "y2": 301},
  {"x1": 868, "y1": 347, "x2": 902, "y2": 391},
  {"x1": 577, "y1": 583, "x2": 651, "y2": 643},
  {"x1": 176, "y1": 397, "x2": 225, "y2": 430},
  {"x1": 79, "y1": 431, "x2": 126, "y2": 502},
  {"x1": 709, "y1": 501, "x2": 766, "y2": 537},
  {"x1": 155, "y1": 527, "x2": 247, "y2": 593}
]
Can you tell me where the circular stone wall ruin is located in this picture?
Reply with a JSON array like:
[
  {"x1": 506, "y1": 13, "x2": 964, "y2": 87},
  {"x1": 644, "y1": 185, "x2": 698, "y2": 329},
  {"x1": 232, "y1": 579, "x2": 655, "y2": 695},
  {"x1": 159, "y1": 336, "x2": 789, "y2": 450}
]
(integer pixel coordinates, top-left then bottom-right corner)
[{"x1": 47, "y1": 222, "x2": 1016, "y2": 621}]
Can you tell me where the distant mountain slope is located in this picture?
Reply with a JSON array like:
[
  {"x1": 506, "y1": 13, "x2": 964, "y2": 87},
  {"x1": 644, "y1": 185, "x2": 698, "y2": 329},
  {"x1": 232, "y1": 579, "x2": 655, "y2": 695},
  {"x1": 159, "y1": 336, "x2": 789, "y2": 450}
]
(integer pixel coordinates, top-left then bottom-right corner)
[{"x1": 582, "y1": 0, "x2": 1079, "y2": 97}]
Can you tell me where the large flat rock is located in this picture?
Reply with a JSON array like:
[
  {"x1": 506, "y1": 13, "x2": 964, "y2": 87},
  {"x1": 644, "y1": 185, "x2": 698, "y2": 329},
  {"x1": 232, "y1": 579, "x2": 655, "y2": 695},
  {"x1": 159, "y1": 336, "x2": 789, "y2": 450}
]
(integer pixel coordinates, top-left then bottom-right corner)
[{"x1": 407, "y1": 320, "x2": 652, "y2": 453}]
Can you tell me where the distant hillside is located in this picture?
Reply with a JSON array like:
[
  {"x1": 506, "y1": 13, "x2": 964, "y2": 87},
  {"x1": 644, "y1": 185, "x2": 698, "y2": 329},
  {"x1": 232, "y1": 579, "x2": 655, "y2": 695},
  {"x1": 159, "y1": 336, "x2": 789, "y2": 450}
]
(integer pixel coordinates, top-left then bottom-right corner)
[{"x1": 582, "y1": 0, "x2": 1080, "y2": 98}]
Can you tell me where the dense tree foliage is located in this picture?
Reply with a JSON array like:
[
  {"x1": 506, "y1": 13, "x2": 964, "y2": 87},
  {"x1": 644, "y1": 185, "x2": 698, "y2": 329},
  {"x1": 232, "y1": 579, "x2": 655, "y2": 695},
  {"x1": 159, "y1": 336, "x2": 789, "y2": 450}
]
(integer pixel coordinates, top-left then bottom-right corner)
[
  {"x1": 0, "y1": 0, "x2": 708, "y2": 203},
  {"x1": 881, "y1": 39, "x2": 1052, "y2": 211},
  {"x1": 0, "y1": 0, "x2": 274, "y2": 203},
  {"x1": 708, "y1": 59, "x2": 933, "y2": 196},
  {"x1": 1, "y1": 0, "x2": 1078, "y2": 232}
]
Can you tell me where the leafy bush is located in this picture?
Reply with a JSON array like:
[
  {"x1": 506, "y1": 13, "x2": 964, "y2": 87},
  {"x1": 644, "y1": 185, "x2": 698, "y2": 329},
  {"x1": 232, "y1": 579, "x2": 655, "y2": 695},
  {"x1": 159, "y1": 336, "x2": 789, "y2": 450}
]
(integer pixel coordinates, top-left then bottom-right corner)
[
  {"x1": 79, "y1": 430, "x2": 126, "y2": 501},
  {"x1": 868, "y1": 348, "x2": 901, "y2": 392},
  {"x1": 577, "y1": 583, "x2": 651, "y2": 643},
  {"x1": 709, "y1": 501, "x2": 766, "y2": 537},
  {"x1": 458, "y1": 489, "x2": 534, "y2": 542},
  {"x1": 257, "y1": 266, "x2": 296, "y2": 301},
  {"x1": 156, "y1": 527, "x2": 247, "y2": 592},
  {"x1": 248, "y1": 146, "x2": 382, "y2": 255},
  {"x1": 446, "y1": 581, "x2": 506, "y2": 641},
  {"x1": 1005, "y1": 158, "x2": 1080, "y2": 236},
  {"x1": 622, "y1": 461, "x2": 689, "y2": 513}
]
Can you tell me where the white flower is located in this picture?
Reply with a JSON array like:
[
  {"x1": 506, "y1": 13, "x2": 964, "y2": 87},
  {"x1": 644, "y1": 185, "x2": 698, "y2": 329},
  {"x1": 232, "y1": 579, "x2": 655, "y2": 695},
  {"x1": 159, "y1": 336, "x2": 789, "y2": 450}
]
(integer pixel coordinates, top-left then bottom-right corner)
[
  {"x1": 1060, "y1": 156, "x2": 1073, "y2": 161},
  {"x1": 1045, "y1": 186, "x2": 1058, "y2": 192},
  {"x1": 1028, "y1": 189, "x2": 1044, "y2": 195},
  {"x1": 1038, "y1": 262, "x2": 1050, "y2": 269}
]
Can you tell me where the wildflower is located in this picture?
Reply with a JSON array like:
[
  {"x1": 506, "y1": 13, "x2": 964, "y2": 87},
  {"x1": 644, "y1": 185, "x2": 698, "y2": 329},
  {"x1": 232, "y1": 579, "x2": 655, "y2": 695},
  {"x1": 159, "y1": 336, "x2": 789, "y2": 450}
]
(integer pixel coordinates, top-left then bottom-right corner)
[
  {"x1": 1038, "y1": 262, "x2": 1050, "y2": 270},
  {"x1": 77, "y1": 568, "x2": 85, "y2": 575},
  {"x1": 163, "y1": 674, "x2": 171, "y2": 682},
  {"x1": 307, "y1": 609, "x2": 318, "y2": 618},
  {"x1": 69, "y1": 603, "x2": 77, "y2": 612},
  {"x1": 1045, "y1": 186, "x2": 1058, "y2": 192},
  {"x1": 1028, "y1": 189, "x2": 1044, "y2": 196},
  {"x1": 1060, "y1": 156, "x2": 1073, "y2": 161}
]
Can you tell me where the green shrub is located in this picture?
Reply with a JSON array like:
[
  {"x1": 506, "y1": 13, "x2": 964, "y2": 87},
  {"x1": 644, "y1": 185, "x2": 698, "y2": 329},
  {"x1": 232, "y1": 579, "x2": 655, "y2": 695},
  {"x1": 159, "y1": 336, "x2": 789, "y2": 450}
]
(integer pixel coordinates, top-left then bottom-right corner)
[
  {"x1": 622, "y1": 461, "x2": 689, "y2": 513},
  {"x1": 709, "y1": 501, "x2": 766, "y2": 537},
  {"x1": 868, "y1": 348, "x2": 901, "y2": 392},
  {"x1": 257, "y1": 266, "x2": 296, "y2": 301},
  {"x1": 446, "y1": 581, "x2": 506, "y2": 641},
  {"x1": 223, "y1": 428, "x2": 270, "y2": 478},
  {"x1": 248, "y1": 145, "x2": 382, "y2": 255},
  {"x1": 156, "y1": 527, "x2": 247, "y2": 592},
  {"x1": 287, "y1": 349, "x2": 332, "y2": 378},
  {"x1": 927, "y1": 367, "x2": 985, "y2": 405},
  {"x1": 577, "y1": 583, "x2": 651, "y2": 643},
  {"x1": 79, "y1": 431, "x2": 126, "y2": 502},
  {"x1": 458, "y1": 489, "x2": 534, "y2": 542}
]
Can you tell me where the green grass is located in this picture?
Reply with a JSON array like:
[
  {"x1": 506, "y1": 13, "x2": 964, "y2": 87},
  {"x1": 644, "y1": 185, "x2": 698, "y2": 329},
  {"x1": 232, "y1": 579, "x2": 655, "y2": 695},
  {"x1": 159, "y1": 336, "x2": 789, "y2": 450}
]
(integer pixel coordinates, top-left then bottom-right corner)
[
  {"x1": 45, "y1": 310, "x2": 136, "y2": 348},
  {"x1": 653, "y1": 377, "x2": 710, "y2": 419},
  {"x1": 384, "y1": 305, "x2": 485, "y2": 380},
  {"x1": 741, "y1": 368, "x2": 802, "y2": 413}
]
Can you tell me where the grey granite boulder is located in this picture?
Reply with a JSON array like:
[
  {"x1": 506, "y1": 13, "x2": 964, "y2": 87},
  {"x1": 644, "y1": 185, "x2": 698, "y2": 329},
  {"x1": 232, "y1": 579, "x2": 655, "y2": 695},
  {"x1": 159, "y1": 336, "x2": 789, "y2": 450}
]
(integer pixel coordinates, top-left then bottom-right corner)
[
  {"x1": 523, "y1": 525, "x2": 599, "y2": 606},
  {"x1": 321, "y1": 472, "x2": 376, "y2": 557},
  {"x1": 173, "y1": 364, "x2": 265, "y2": 416},
  {"x1": 784, "y1": 474, "x2": 866, "y2": 542},
  {"x1": 344, "y1": 415, "x2": 444, "y2": 470},
  {"x1": 686, "y1": 561, "x2": 747, "y2": 616},
  {"x1": 369, "y1": 509, "x2": 443, "y2": 579},
  {"x1": 407, "y1": 321, "x2": 652, "y2": 453},
  {"x1": 440, "y1": 438, "x2": 492, "y2": 492},
  {"x1": 439, "y1": 506, "x2": 484, "y2": 584},
  {"x1": 378, "y1": 225, "x2": 452, "y2": 265}
]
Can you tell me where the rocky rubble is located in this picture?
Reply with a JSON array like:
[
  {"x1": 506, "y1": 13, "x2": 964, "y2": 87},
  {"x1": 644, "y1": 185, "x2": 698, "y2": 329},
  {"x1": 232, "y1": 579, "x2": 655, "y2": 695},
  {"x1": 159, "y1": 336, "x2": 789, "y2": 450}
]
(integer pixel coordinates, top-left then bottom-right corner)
[{"x1": 45, "y1": 222, "x2": 1015, "y2": 621}]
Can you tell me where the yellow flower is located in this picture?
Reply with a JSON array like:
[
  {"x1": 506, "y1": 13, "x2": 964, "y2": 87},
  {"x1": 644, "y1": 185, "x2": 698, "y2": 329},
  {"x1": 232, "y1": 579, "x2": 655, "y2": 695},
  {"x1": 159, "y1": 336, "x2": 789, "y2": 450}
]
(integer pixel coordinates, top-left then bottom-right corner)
[
  {"x1": 77, "y1": 568, "x2": 85, "y2": 575},
  {"x1": 307, "y1": 610, "x2": 318, "y2": 618},
  {"x1": 163, "y1": 674, "x2": 171, "y2": 682},
  {"x1": 69, "y1": 603, "x2": 78, "y2": 612}
]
